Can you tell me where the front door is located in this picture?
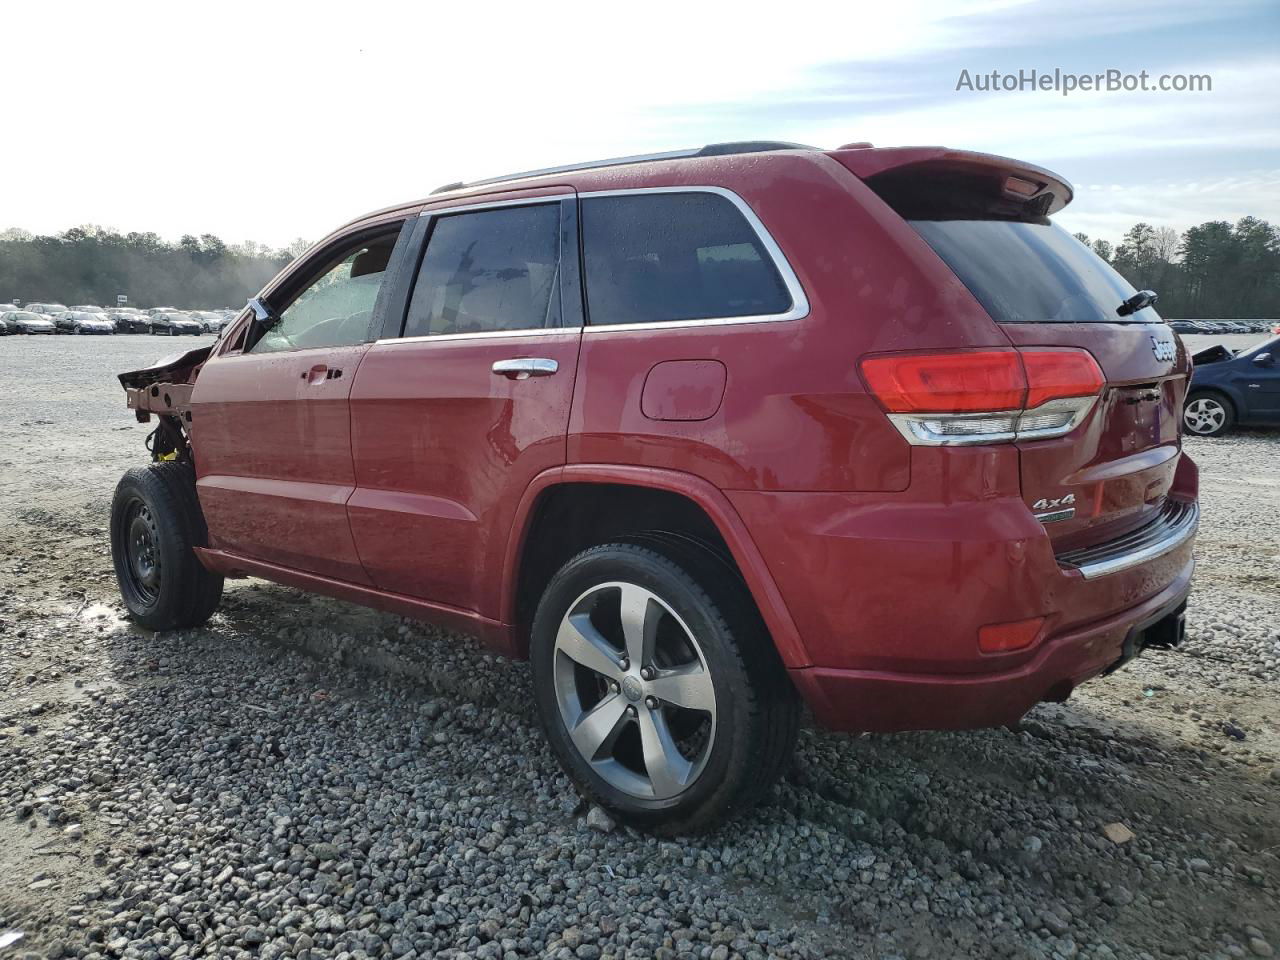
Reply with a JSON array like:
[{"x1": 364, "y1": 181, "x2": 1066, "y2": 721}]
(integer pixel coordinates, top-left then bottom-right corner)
[
  {"x1": 348, "y1": 192, "x2": 581, "y2": 619},
  {"x1": 1238, "y1": 347, "x2": 1280, "y2": 418},
  {"x1": 191, "y1": 220, "x2": 413, "y2": 582}
]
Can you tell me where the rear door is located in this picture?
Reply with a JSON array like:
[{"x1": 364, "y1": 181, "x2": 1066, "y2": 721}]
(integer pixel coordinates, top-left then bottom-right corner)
[
  {"x1": 190, "y1": 218, "x2": 415, "y2": 582},
  {"x1": 908, "y1": 218, "x2": 1189, "y2": 549},
  {"x1": 347, "y1": 189, "x2": 581, "y2": 618}
]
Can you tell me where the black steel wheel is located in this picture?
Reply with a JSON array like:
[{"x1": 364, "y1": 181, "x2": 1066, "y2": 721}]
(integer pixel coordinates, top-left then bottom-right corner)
[{"x1": 110, "y1": 462, "x2": 223, "y2": 630}]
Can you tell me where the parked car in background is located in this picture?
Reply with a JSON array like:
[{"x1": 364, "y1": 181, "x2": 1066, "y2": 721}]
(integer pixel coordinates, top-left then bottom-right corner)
[
  {"x1": 147, "y1": 306, "x2": 180, "y2": 316},
  {"x1": 149, "y1": 310, "x2": 202, "y2": 335},
  {"x1": 2, "y1": 310, "x2": 56, "y2": 334},
  {"x1": 0, "y1": 302, "x2": 21, "y2": 314},
  {"x1": 1168, "y1": 321, "x2": 1196, "y2": 334},
  {"x1": 24, "y1": 302, "x2": 69, "y2": 318},
  {"x1": 1183, "y1": 336, "x2": 1280, "y2": 436},
  {"x1": 108, "y1": 309, "x2": 152, "y2": 333},
  {"x1": 190, "y1": 310, "x2": 228, "y2": 333},
  {"x1": 110, "y1": 140, "x2": 1198, "y2": 833},
  {"x1": 67, "y1": 311, "x2": 116, "y2": 334}
]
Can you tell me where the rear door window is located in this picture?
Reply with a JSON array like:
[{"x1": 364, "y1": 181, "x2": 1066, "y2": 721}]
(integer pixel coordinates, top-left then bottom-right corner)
[
  {"x1": 403, "y1": 203, "x2": 562, "y2": 338},
  {"x1": 908, "y1": 219, "x2": 1160, "y2": 324},
  {"x1": 581, "y1": 191, "x2": 792, "y2": 326}
]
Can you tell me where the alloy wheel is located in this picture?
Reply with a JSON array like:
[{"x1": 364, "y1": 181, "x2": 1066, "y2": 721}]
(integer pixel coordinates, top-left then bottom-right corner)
[
  {"x1": 1184, "y1": 397, "x2": 1227, "y2": 435},
  {"x1": 552, "y1": 582, "x2": 716, "y2": 800}
]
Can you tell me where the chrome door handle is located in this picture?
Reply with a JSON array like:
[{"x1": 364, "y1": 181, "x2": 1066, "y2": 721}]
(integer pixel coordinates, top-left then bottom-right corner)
[{"x1": 492, "y1": 358, "x2": 558, "y2": 379}]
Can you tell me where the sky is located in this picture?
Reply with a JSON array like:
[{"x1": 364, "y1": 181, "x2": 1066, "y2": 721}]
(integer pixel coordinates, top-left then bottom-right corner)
[{"x1": 3, "y1": 0, "x2": 1277, "y2": 249}]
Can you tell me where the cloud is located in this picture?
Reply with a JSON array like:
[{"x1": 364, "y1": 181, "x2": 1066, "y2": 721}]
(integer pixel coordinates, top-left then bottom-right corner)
[{"x1": 1, "y1": 0, "x2": 1275, "y2": 245}]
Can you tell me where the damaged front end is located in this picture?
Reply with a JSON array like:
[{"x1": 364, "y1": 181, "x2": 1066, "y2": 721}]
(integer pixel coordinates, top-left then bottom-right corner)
[{"x1": 119, "y1": 345, "x2": 212, "y2": 462}]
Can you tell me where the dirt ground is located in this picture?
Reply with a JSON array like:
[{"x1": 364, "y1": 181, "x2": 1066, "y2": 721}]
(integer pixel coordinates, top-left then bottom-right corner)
[{"x1": 0, "y1": 334, "x2": 1277, "y2": 960}]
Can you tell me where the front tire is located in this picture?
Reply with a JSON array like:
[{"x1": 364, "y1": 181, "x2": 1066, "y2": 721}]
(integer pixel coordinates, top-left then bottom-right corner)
[
  {"x1": 530, "y1": 541, "x2": 799, "y2": 835},
  {"x1": 110, "y1": 462, "x2": 223, "y2": 630},
  {"x1": 1184, "y1": 392, "x2": 1234, "y2": 437}
]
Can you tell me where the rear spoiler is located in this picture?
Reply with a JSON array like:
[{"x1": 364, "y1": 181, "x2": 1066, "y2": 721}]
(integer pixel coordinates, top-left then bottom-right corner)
[{"x1": 828, "y1": 146, "x2": 1073, "y2": 216}]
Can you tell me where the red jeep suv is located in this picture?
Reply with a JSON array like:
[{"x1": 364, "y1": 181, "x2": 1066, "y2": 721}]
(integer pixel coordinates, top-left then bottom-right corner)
[{"x1": 112, "y1": 141, "x2": 1198, "y2": 833}]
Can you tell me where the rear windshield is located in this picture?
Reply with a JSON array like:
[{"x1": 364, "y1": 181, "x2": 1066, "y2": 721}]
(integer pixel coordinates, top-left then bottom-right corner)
[{"x1": 909, "y1": 219, "x2": 1160, "y2": 324}]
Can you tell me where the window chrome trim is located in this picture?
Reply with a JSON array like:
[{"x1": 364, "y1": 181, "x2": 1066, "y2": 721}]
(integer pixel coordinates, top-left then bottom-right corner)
[
  {"x1": 394, "y1": 185, "x2": 809, "y2": 340},
  {"x1": 417, "y1": 194, "x2": 573, "y2": 218},
  {"x1": 376, "y1": 327, "x2": 581, "y2": 346},
  {"x1": 576, "y1": 186, "x2": 810, "y2": 332},
  {"x1": 383, "y1": 195, "x2": 577, "y2": 344}
]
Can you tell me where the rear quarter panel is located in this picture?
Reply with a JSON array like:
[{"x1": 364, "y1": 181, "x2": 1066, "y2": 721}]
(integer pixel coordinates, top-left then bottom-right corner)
[{"x1": 567, "y1": 152, "x2": 1012, "y2": 493}]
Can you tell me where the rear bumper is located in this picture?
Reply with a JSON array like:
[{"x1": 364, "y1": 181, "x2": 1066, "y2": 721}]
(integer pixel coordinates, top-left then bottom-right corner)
[
  {"x1": 789, "y1": 559, "x2": 1193, "y2": 732},
  {"x1": 726, "y1": 448, "x2": 1199, "y2": 732}
]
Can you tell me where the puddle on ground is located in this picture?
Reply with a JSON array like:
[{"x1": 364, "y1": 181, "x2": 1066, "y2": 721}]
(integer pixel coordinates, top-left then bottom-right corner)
[{"x1": 74, "y1": 603, "x2": 130, "y2": 633}]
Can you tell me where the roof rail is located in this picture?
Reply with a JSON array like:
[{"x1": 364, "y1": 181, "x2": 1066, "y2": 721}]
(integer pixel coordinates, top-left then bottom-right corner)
[{"x1": 429, "y1": 141, "x2": 818, "y2": 195}]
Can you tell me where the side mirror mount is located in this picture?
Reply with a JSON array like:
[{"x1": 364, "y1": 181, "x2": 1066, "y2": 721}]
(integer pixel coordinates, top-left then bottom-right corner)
[
  {"x1": 248, "y1": 296, "x2": 281, "y2": 329},
  {"x1": 1252, "y1": 352, "x2": 1273, "y2": 366}
]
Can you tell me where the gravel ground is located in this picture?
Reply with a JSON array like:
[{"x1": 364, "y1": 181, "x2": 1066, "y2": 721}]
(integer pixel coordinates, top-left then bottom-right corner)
[{"x1": 0, "y1": 334, "x2": 1277, "y2": 960}]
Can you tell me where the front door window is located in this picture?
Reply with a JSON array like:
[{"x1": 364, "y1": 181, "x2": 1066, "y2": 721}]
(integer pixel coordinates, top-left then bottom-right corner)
[{"x1": 251, "y1": 232, "x2": 399, "y2": 353}]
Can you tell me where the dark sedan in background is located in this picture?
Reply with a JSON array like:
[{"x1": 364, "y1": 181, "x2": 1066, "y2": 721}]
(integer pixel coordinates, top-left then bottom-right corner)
[
  {"x1": 108, "y1": 309, "x2": 153, "y2": 333},
  {"x1": 148, "y1": 311, "x2": 203, "y2": 335},
  {"x1": 1184, "y1": 336, "x2": 1280, "y2": 436}
]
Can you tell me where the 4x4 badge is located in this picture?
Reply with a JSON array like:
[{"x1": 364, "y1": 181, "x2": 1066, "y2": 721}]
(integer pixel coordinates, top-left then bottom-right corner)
[{"x1": 1032, "y1": 494, "x2": 1076, "y2": 511}]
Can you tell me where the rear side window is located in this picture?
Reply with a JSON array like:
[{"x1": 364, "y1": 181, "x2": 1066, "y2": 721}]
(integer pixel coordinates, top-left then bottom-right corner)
[
  {"x1": 581, "y1": 192, "x2": 792, "y2": 326},
  {"x1": 404, "y1": 203, "x2": 561, "y2": 337},
  {"x1": 909, "y1": 219, "x2": 1159, "y2": 324}
]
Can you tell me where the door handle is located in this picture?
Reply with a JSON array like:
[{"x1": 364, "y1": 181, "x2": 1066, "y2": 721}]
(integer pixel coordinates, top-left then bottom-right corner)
[
  {"x1": 492, "y1": 358, "x2": 558, "y2": 380},
  {"x1": 301, "y1": 363, "x2": 328, "y2": 384}
]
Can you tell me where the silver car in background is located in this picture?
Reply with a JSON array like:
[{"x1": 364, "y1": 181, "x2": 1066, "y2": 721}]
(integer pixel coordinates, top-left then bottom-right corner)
[{"x1": 1, "y1": 310, "x2": 57, "y2": 334}]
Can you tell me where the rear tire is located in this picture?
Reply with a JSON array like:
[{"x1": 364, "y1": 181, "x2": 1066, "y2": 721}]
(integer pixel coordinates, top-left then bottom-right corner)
[
  {"x1": 1184, "y1": 391, "x2": 1234, "y2": 437},
  {"x1": 530, "y1": 541, "x2": 799, "y2": 835},
  {"x1": 110, "y1": 462, "x2": 223, "y2": 630}
]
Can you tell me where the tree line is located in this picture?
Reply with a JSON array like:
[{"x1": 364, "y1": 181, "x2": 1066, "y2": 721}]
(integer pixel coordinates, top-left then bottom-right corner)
[
  {"x1": 0, "y1": 226, "x2": 311, "y2": 310},
  {"x1": 2, "y1": 215, "x2": 1277, "y2": 317},
  {"x1": 1072, "y1": 216, "x2": 1280, "y2": 319}
]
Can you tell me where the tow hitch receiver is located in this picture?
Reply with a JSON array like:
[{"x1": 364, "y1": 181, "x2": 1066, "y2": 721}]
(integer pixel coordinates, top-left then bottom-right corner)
[{"x1": 1107, "y1": 599, "x2": 1187, "y2": 674}]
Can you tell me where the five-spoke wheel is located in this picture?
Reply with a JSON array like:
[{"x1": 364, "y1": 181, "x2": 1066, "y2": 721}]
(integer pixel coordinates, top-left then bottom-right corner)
[
  {"x1": 553, "y1": 581, "x2": 716, "y2": 800},
  {"x1": 530, "y1": 540, "x2": 799, "y2": 834},
  {"x1": 1183, "y1": 394, "x2": 1232, "y2": 437}
]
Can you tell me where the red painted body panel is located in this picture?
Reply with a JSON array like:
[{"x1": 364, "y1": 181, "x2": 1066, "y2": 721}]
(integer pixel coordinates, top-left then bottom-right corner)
[
  {"x1": 190, "y1": 343, "x2": 373, "y2": 584},
  {"x1": 348, "y1": 331, "x2": 581, "y2": 614},
  {"x1": 496, "y1": 463, "x2": 810, "y2": 666},
  {"x1": 640, "y1": 360, "x2": 727, "y2": 421},
  {"x1": 790, "y1": 555, "x2": 1192, "y2": 732},
  {"x1": 195, "y1": 546, "x2": 512, "y2": 654},
  {"x1": 1001, "y1": 322, "x2": 1189, "y2": 550}
]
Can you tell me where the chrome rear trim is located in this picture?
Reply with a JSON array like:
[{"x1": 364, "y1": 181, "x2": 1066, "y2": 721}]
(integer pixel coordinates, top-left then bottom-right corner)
[{"x1": 1057, "y1": 500, "x2": 1198, "y2": 579}]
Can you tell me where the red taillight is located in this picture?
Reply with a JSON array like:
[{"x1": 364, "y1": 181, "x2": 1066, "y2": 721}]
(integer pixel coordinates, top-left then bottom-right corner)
[
  {"x1": 860, "y1": 347, "x2": 1104, "y2": 445},
  {"x1": 860, "y1": 350, "x2": 1025, "y2": 413},
  {"x1": 1021, "y1": 349, "x2": 1105, "y2": 409},
  {"x1": 978, "y1": 616, "x2": 1046, "y2": 654}
]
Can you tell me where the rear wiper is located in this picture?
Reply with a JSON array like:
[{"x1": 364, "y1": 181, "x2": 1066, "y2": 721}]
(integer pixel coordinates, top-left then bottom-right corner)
[{"x1": 1116, "y1": 289, "x2": 1158, "y2": 317}]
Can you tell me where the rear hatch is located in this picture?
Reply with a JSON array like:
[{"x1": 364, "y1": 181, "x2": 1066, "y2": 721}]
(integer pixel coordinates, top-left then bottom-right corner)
[{"x1": 845, "y1": 149, "x2": 1189, "y2": 550}]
